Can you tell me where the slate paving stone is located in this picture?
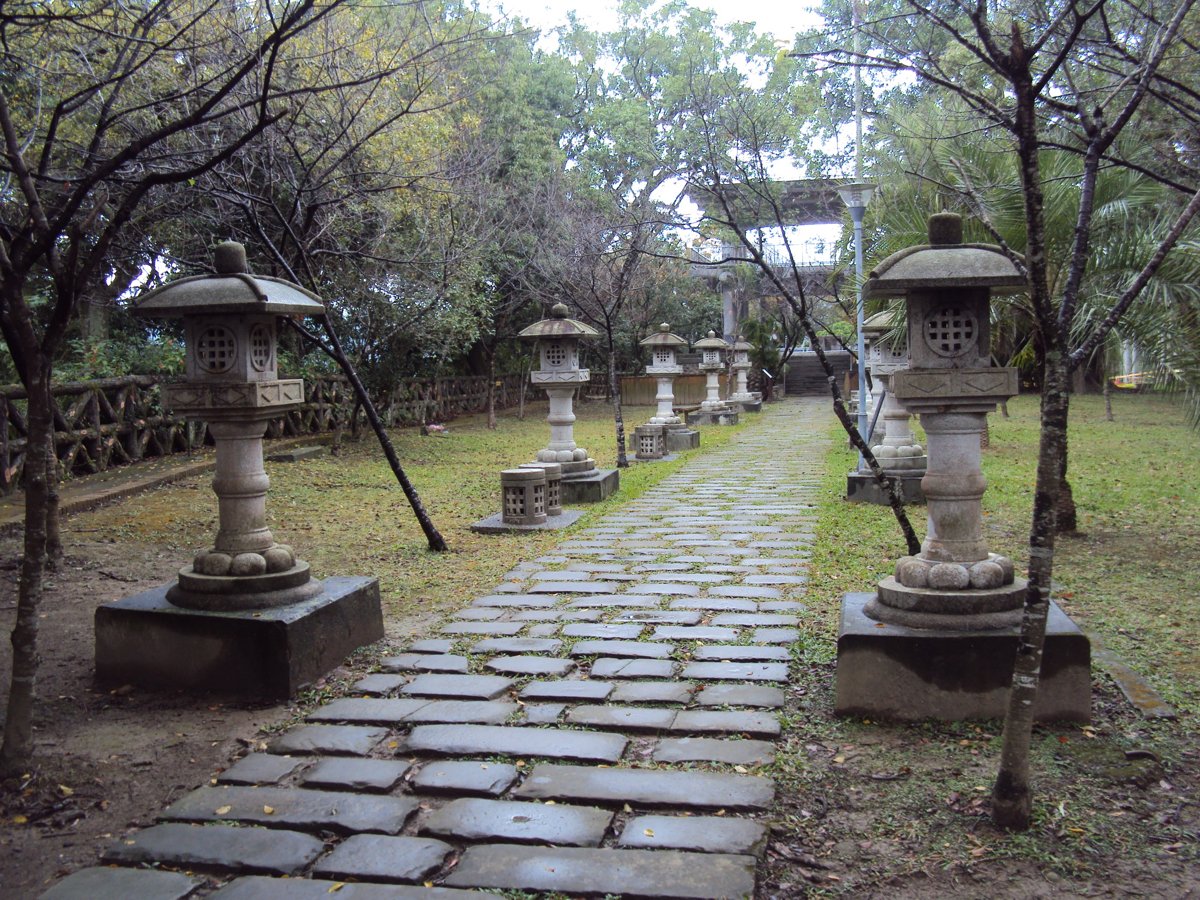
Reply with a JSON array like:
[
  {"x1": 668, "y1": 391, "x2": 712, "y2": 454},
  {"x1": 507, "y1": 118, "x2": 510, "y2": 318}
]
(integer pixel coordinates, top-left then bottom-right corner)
[
  {"x1": 610, "y1": 682, "x2": 693, "y2": 704},
  {"x1": 301, "y1": 758, "x2": 411, "y2": 792},
  {"x1": 669, "y1": 598, "x2": 757, "y2": 612},
  {"x1": 401, "y1": 674, "x2": 513, "y2": 700},
  {"x1": 218, "y1": 753, "x2": 306, "y2": 786},
  {"x1": 630, "y1": 583, "x2": 702, "y2": 596},
  {"x1": 645, "y1": 572, "x2": 732, "y2": 583},
  {"x1": 408, "y1": 639, "x2": 455, "y2": 654},
  {"x1": 160, "y1": 786, "x2": 420, "y2": 835},
  {"x1": 308, "y1": 698, "x2": 430, "y2": 724},
  {"x1": 671, "y1": 709, "x2": 781, "y2": 737},
  {"x1": 590, "y1": 658, "x2": 677, "y2": 679},
  {"x1": 513, "y1": 763, "x2": 774, "y2": 810},
  {"x1": 567, "y1": 563, "x2": 629, "y2": 572},
  {"x1": 210, "y1": 877, "x2": 499, "y2": 900},
  {"x1": 612, "y1": 610, "x2": 702, "y2": 624},
  {"x1": 381, "y1": 654, "x2": 468, "y2": 674},
  {"x1": 652, "y1": 625, "x2": 740, "y2": 642},
  {"x1": 710, "y1": 585, "x2": 783, "y2": 599},
  {"x1": 312, "y1": 834, "x2": 452, "y2": 883},
  {"x1": 523, "y1": 703, "x2": 565, "y2": 724},
  {"x1": 444, "y1": 844, "x2": 756, "y2": 899},
  {"x1": 510, "y1": 609, "x2": 602, "y2": 622},
  {"x1": 618, "y1": 814, "x2": 768, "y2": 855},
  {"x1": 561, "y1": 622, "x2": 645, "y2": 640},
  {"x1": 632, "y1": 563, "x2": 692, "y2": 572},
  {"x1": 529, "y1": 581, "x2": 618, "y2": 594},
  {"x1": 472, "y1": 594, "x2": 559, "y2": 608},
  {"x1": 353, "y1": 674, "x2": 408, "y2": 695},
  {"x1": 470, "y1": 637, "x2": 562, "y2": 655},
  {"x1": 566, "y1": 704, "x2": 677, "y2": 732},
  {"x1": 693, "y1": 645, "x2": 790, "y2": 661},
  {"x1": 752, "y1": 627, "x2": 800, "y2": 644},
  {"x1": 680, "y1": 661, "x2": 789, "y2": 682},
  {"x1": 410, "y1": 760, "x2": 518, "y2": 796},
  {"x1": 402, "y1": 701, "x2": 518, "y2": 724},
  {"x1": 710, "y1": 613, "x2": 799, "y2": 627},
  {"x1": 652, "y1": 737, "x2": 775, "y2": 767},
  {"x1": 529, "y1": 570, "x2": 596, "y2": 581},
  {"x1": 525, "y1": 623, "x2": 559, "y2": 638},
  {"x1": 452, "y1": 608, "x2": 507, "y2": 620},
  {"x1": 439, "y1": 622, "x2": 523, "y2": 636},
  {"x1": 567, "y1": 594, "x2": 658, "y2": 608},
  {"x1": 695, "y1": 684, "x2": 785, "y2": 708},
  {"x1": 405, "y1": 724, "x2": 627, "y2": 762},
  {"x1": 745, "y1": 574, "x2": 808, "y2": 585},
  {"x1": 101, "y1": 822, "x2": 324, "y2": 875},
  {"x1": 420, "y1": 797, "x2": 613, "y2": 846},
  {"x1": 41, "y1": 866, "x2": 202, "y2": 900},
  {"x1": 760, "y1": 601, "x2": 805, "y2": 612},
  {"x1": 268, "y1": 724, "x2": 390, "y2": 756},
  {"x1": 485, "y1": 655, "x2": 575, "y2": 676},
  {"x1": 569, "y1": 640, "x2": 673, "y2": 659},
  {"x1": 519, "y1": 680, "x2": 614, "y2": 702}
]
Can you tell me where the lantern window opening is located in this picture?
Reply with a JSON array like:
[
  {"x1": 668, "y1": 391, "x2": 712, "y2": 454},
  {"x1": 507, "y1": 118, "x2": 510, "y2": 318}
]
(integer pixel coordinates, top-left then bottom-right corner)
[
  {"x1": 924, "y1": 307, "x2": 977, "y2": 357},
  {"x1": 249, "y1": 324, "x2": 273, "y2": 371},
  {"x1": 196, "y1": 325, "x2": 237, "y2": 373},
  {"x1": 545, "y1": 342, "x2": 568, "y2": 367},
  {"x1": 655, "y1": 349, "x2": 672, "y2": 365}
]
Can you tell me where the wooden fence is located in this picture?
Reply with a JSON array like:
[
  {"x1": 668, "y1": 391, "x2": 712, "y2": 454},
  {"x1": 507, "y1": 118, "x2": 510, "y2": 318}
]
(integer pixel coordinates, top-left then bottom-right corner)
[{"x1": 0, "y1": 372, "x2": 526, "y2": 495}]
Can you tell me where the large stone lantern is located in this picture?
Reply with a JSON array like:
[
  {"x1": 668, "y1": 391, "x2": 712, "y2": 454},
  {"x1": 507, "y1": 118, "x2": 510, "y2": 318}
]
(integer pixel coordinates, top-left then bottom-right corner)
[
  {"x1": 836, "y1": 214, "x2": 1089, "y2": 721},
  {"x1": 637, "y1": 323, "x2": 700, "y2": 455},
  {"x1": 727, "y1": 335, "x2": 762, "y2": 412},
  {"x1": 687, "y1": 331, "x2": 738, "y2": 426},
  {"x1": 518, "y1": 303, "x2": 618, "y2": 502},
  {"x1": 846, "y1": 309, "x2": 927, "y2": 504},
  {"x1": 95, "y1": 242, "x2": 383, "y2": 698}
]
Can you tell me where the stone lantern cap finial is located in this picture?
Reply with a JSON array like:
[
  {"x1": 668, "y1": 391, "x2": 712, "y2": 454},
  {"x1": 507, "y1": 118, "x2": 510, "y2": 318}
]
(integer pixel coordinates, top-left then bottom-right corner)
[
  {"x1": 639, "y1": 323, "x2": 688, "y2": 348},
  {"x1": 864, "y1": 213, "x2": 1026, "y2": 298},
  {"x1": 132, "y1": 241, "x2": 325, "y2": 318},
  {"x1": 518, "y1": 303, "x2": 600, "y2": 340},
  {"x1": 732, "y1": 334, "x2": 753, "y2": 352},
  {"x1": 693, "y1": 330, "x2": 730, "y2": 351}
]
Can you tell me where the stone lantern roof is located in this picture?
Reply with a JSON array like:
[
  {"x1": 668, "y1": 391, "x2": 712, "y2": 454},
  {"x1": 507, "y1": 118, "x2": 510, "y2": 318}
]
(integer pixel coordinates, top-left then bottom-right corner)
[
  {"x1": 731, "y1": 335, "x2": 754, "y2": 353},
  {"x1": 518, "y1": 303, "x2": 600, "y2": 341},
  {"x1": 862, "y1": 308, "x2": 899, "y2": 336},
  {"x1": 864, "y1": 213, "x2": 1026, "y2": 297},
  {"x1": 639, "y1": 323, "x2": 688, "y2": 348},
  {"x1": 693, "y1": 330, "x2": 730, "y2": 351},
  {"x1": 133, "y1": 241, "x2": 325, "y2": 318}
]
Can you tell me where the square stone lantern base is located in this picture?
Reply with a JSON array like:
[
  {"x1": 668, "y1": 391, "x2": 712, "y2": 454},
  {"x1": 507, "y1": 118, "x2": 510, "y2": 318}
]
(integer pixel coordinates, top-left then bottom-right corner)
[
  {"x1": 846, "y1": 470, "x2": 926, "y2": 504},
  {"x1": 95, "y1": 577, "x2": 383, "y2": 700},
  {"x1": 561, "y1": 468, "x2": 619, "y2": 503},
  {"x1": 731, "y1": 398, "x2": 762, "y2": 413},
  {"x1": 665, "y1": 427, "x2": 700, "y2": 452},
  {"x1": 685, "y1": 408, "x2": 739, "y2": 427},
  {"x1": 835, "y1": 592, "x2": 1091, "y2": 722},
  {"x1": 470, "y1": 508, "x2": 586, "y2": 534}
]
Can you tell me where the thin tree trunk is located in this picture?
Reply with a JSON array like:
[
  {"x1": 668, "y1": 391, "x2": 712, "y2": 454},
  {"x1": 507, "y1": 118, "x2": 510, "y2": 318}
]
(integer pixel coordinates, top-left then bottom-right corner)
[
  {"x1": 1, "y1": 366, "x2": 51, "y2": 773},
  {"x1": 993, "y1": 354, "x2": 1069, "y2": 829},
  {"x1": 487, "y1": 350, "x2": 497, "y2": 430},
  {"x1": 609, "y1": 341, "x2": 628, "y2": 469},
  {"x1": 1103, "y1": 370, "x2": 1114, "y2": 421},
  {"x1": 44, "y1": 408, "x2": 62, "y2": 568}
]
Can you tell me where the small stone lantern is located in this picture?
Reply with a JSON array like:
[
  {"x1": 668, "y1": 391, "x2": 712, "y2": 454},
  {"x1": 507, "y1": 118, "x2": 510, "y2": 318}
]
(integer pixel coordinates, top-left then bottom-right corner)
[
  {"x1": 95, "y1": 242, "x2": 383, "y2": 698},
  {"x1": 835, "y1": 213, "x2": 1089, "y2": 721},
  {"x1": 727, "y1": 335, "x2": 762, "y2": 411},
  {"x1": 517, "y1": 303, "x2": 618, "y2": 502},
  {"x1": 637, "y1": 323, "x2": 700, "y2": 456},
  {"x1": 687, "y1": 331, "x2": 739, "y2": 426}
]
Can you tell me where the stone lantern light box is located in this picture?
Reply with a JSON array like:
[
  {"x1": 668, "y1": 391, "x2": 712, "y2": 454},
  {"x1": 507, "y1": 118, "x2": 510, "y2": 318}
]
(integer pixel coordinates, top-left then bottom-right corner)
[
  {"x1": 635, "y1": 323, "x2": 700, "y2": 457},
  {"x1": 686, "y1": 330, "x2": 739, "y2": 426},
  {"x1": 727, "y1": 334, "x2": 762, "y2": 412},
  {"x1": 94, "y1": 241, "x2": 383, "y2": 698}
]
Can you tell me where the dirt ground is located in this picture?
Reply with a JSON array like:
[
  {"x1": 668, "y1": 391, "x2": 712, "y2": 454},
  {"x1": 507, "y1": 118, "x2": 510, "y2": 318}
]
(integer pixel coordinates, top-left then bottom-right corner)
[{"x1": 0, "y1": 534, "x2": 1197, "y2": 898}]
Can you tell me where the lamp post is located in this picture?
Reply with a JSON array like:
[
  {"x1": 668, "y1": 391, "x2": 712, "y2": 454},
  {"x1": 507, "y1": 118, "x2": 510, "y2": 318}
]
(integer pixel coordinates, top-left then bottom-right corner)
[{"x1": 837, "y1": 182, "x2": 875, "y2": 455}]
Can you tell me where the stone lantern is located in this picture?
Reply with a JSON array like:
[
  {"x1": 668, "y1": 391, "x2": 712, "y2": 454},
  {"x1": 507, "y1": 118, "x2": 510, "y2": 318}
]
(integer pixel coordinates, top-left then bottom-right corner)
[
  {"x1": 836, "y1": 213, "x2": 1089, "y2": 721},
  {"x1": 518, "y1": 303, "x2": 618, "y2": 502},
  {"x1": 95, "y1": 242, "x2": 383, "y2": 698},
  {"x1": 687, "y1": 331, "x2": 738, "y2": 426},
  {"x1": 727, "y1": 334, "x2": 762, "y2": 412},
  {"x1": 636, "y1": 323, "x2": 700, "y2": 457},
  {"x1": 846, "y1": 309, "x2": 927, "y2": 504}
]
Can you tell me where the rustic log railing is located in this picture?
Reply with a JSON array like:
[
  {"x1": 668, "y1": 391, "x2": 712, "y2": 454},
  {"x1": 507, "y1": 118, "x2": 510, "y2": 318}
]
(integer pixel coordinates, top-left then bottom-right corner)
[{"x1": 0, "y1": 373, "x2": 527, "y2": 495}]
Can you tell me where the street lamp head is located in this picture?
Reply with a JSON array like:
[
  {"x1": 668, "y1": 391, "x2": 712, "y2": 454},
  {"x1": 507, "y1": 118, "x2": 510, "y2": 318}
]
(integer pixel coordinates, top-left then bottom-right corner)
[{"x1": 836, "y1": 181, "x2": 876, "y2": 213}]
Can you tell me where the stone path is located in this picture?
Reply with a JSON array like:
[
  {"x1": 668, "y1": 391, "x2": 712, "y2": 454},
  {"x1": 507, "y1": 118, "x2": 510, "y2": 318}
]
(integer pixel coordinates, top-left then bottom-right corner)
[{"x1": 44, "y1": 399, "x2": 832, "y2": 900}]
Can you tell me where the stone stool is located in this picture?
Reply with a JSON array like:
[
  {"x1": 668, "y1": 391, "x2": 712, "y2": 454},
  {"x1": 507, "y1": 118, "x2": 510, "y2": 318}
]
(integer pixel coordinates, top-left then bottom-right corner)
[
  {"x1": 634, "y1": 424, "x2": 666, "y2": 460},
  {"x1": 520, "y1": 462, "x2": 563, "y2": 516},
  {"x1": 501, "y1": 468, "x2": 547, "y2": 526}
]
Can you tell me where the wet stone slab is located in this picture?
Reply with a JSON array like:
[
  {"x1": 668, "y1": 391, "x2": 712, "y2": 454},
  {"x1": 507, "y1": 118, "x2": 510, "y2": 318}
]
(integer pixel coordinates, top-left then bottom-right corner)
[
  {"x1": 420, "y1": 797, "x2": 613, "y2": 846},
  {"x1": 513, "y1": 763, "x2": 774, "y2": 810},
  {"x1": 41, "y1": 866, "x2": 202, "y2": 900},
  {"x1": 618, "y1": 814, "x2": 768, "y2": 855},
  {"x1": 652, "y1": 737, "x2": 775, "y2": 767},
  {"x1": 589, "y1": 658, "x2": 677, "y2": 679},
  {"x1": 528, "y1": 581, "x2": 619, "y2": 594},
  {"x1": 439, "y1": 622, "x2": 524, "y2": 636},
  {"x1": 383, "y1": 652, "x2": 469, "y2": 672},
  {"x1": 472, "y1": 594, "x2": 560, "y2": 608},
  {"x1": 404, "y1": 724, "x2": 627, "y2": 763},
  {"x1": 403, "y1": 701, "x2": 518, "y2": 724},
  {"x1": 752, "y1": 627, "x2": 800, "y2": 644},
  {"x1": 484, "y1": 655, "x2": 575, "y2": 676},
  {"x1": 669, "y1": 598, "x2": 758, "y2": 612},
  {"x1": 267, "y1": 724, "x2": 390, "y2": 756},
  {"x1": 710, "y1": 585, "x2": 783, "y2": 599},
  {"x1": 352, "y1": 673, "x2": 408, "y2": 695},
  {"x1": 561, "y1": 623, "x2": 645, "y2": 639},
  {"x1": 566, "y1": 704, "x2": 677, "y2": 732},
  {"x1": 612, "y1": 610, "x2": 703, "y2": 625},
  {"x1": 693, "y1": 644, "x2": 789, "y2": 661},
  {"x1": 611, "y1": 682, "x2": 694, "y2": 704},
  {"x1": 680, "y1": 662, "x2": 789, "y2": 682},
  {"x1": 408, "y1": 639, "x2": 456, "y2": 654},
  {"x1": 444, "y1": 844, "x2": 756, "y2": 899},
  {"x1": 629, "y1": 583, "x2": 702, "y2": 596},
  {"x1": 210, "y1": 877, "x2": 499, "y2": 900},
  {"x1": 569, "y1": 640, "x2": 674, "y2": 659},
  {"x1": 410, "y1": 760, "x2": 518, "y2": 796},
  {"x1": 567, "y1": 595, "x2": 659, "y2": 608},
  {"x1": 312, "y1": 834, "x2": 452, "y2": 883},
  {"x1": 523, "y1": 703, "x2": 565, "y2": 724},
  {"x1": 300, "y1": 758, "x2": 411, "y2": 792},
  {"x1": 672, "y1": 709, "x2": 780, "y2": 738},
  {"x1": 307, "y1": 698, "x2": 430, "y2": 724},
  {"x1": 519, "y1": 680, "x2": 614, "y2": 702},
  {"x1": 218, "y1": 753, "x2": 307, "y2": 786},
  {"x1": 400, "y1": 674, "x2": 513, "y2": 700},
  {"x1": 101, "y1": 822, "x2": 324, "y2": 875},
  {"x1": 695, "y1": 684, "x2": 785, "y2": 708},
  {"x1": 160, "y1": 786, "x2": 419, "y2": 835},
  {"x1": 470, "y1": 637, "x2": 562, "y2": 655},
  {"x1": 652, "y1": 625, "x2": 740, "y2": 642},
  {"x1": 710, "y1": 613, "x2": 800, "y2": 627}
]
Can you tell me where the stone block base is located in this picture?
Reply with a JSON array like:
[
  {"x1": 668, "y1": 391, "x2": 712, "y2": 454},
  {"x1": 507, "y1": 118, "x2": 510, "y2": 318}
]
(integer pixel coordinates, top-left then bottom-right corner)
[
  {"x1": 835, "y1": 592, "x2": 1090, "y2": 722},
  {"x1": 561, "y1": 468, "x2": 619, "y2": 503},
  {"x1": 95, "y1": 576, "x2": 383, "y2": 700},
  {"x1": 266, "y1": 445, "x2": 326, "y2": 463},
  {"x1": 665, "y1": 428, "x2": 700, "y2": 452},
  {"x1": 686, "y1": 409, "x2": 739, "y2": 426},
  {"x1": 732, "y1": 399, "x2": 762, "y2": 413},
  {"x1": 846, "y1": 469, "x2": 925, "y2": 504},
  {"x1": 471, "y1": 509, "x2": 585, "y2": 533}
]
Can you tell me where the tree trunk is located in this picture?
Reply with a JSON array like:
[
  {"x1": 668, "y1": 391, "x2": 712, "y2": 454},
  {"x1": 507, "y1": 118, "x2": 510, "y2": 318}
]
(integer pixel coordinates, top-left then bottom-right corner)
[
  {"x1": 1103, "y1": 370, "x2": 1114, "y2": 421},
  {"x1": 992, "y1": 353, "x2": 1070, "y2": 830},
  {"x1": 1, "y1": 365, "x2": 51, "y2": 774},
  {"x1": 609, "y1": 345, "x2": 628, "y2": 469},
  {"x1": 486, "y1": 350, "x2": 497, "y2": 430},
  {"x1": 44, "y1": 412, "x2": 62, "y2": 569}
]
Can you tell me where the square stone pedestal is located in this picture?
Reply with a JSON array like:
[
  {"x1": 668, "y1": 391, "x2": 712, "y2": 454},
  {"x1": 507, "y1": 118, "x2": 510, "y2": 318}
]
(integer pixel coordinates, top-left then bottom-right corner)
[
  {"x1": 686, "y1": 409, "x2": 739, "y2": 426},
  {"x1": 836, "y1": 592, "x2": 1090, "y2": 722},
  {"x1": 846, "y1": 470, "x2": 926, "y2": 504},
  {"x1": 95, "y1": 577, "x2": 383, "y2": 700},
  {"x1": 665, "y1": 428, "x2": 700, "y2": 452},
  {"x1": 732, "y1": 399, "x2": 762, "y2": 413},
  {"x1": 471, "y1": 508, "x2": 585, "y2": 533},
  {"x1": 561, "y1": 469, "x2": 619, "y2": 503}
]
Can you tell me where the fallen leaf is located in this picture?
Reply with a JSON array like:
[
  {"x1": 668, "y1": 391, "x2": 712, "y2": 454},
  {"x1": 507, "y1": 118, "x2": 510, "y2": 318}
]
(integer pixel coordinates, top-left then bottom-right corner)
[
  {"x1": 12, "y1": 815, "x2": 27, "y2": 825},
  {"x1": 215, "y1": 805, "x2": 232, "y2": 815},
  {"x1": 327, "y1": 883, "x2": 345, "y2": 893},
  {"x1": 263, "y1": 806, "x2": 275, "y2": 815},
  {"x1": 644, "y1": 828, "x2": 655, "y2": 837}
]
